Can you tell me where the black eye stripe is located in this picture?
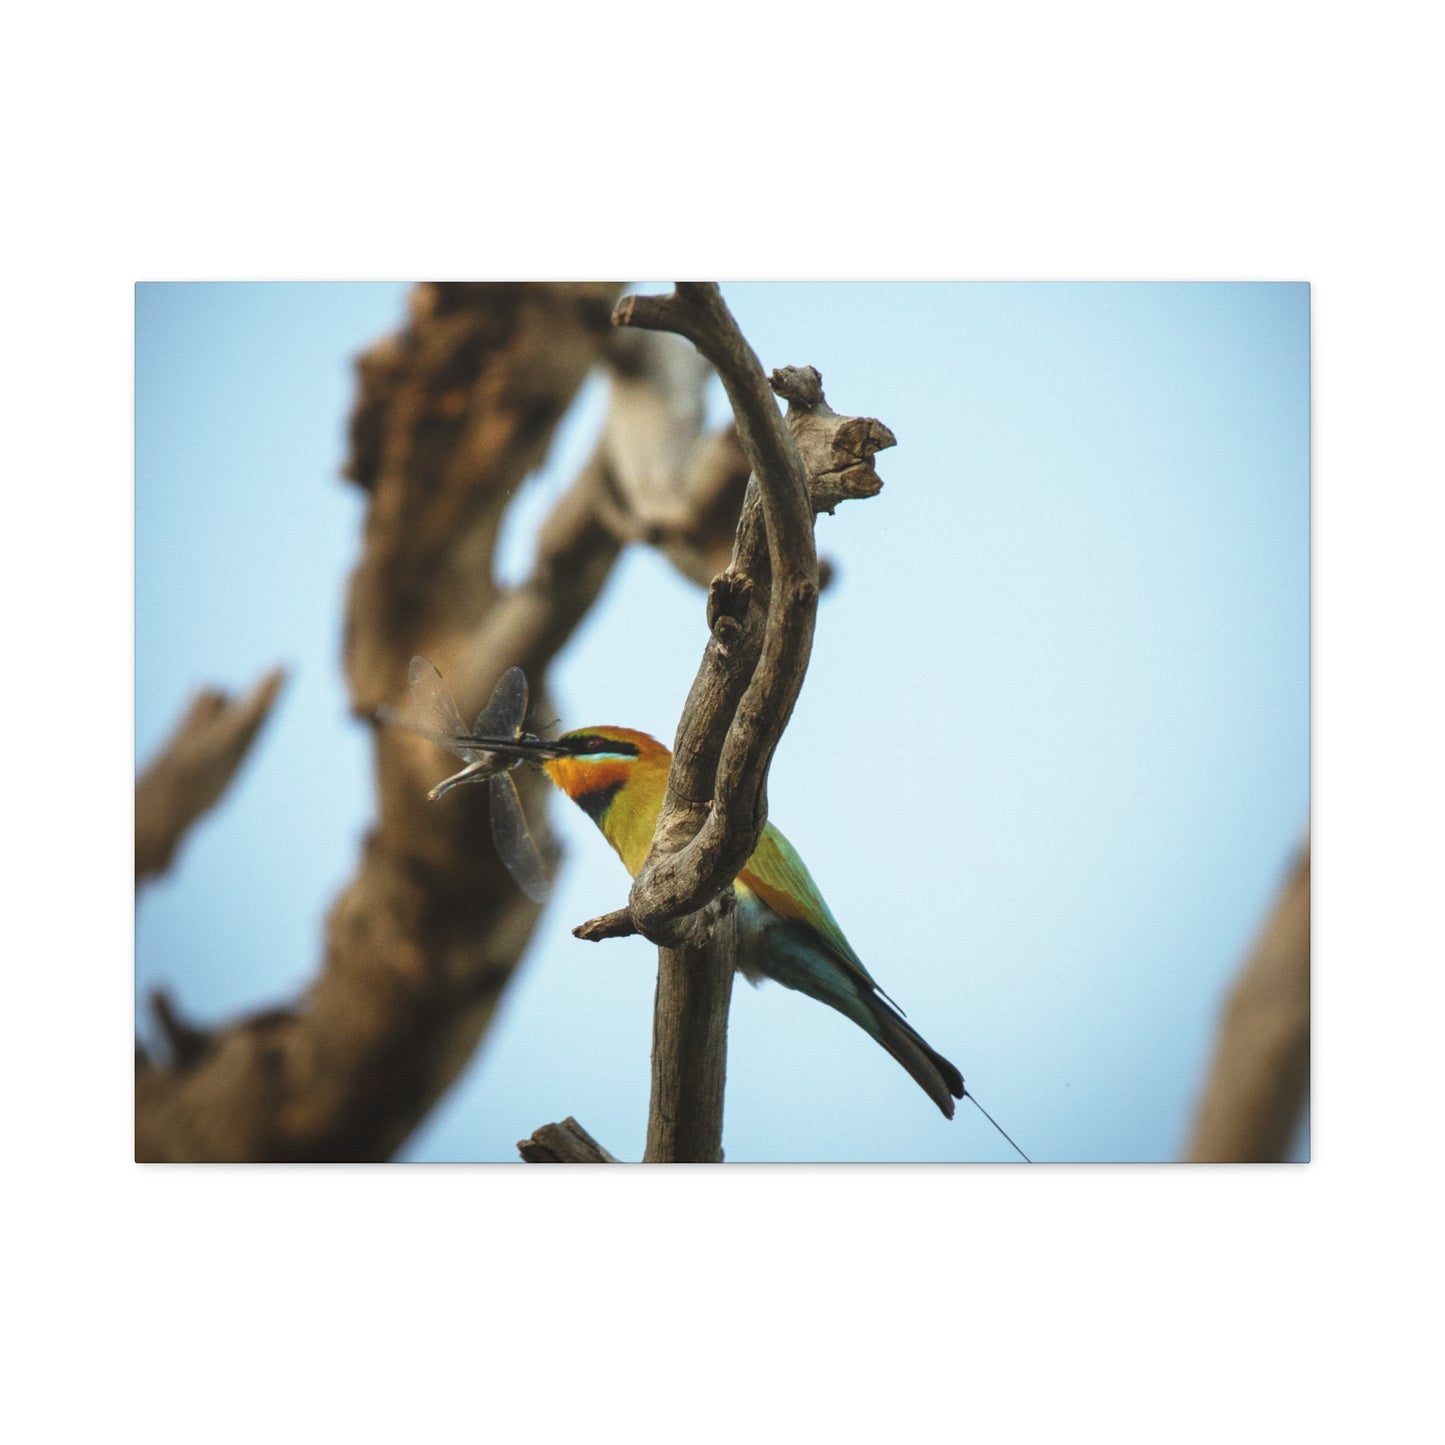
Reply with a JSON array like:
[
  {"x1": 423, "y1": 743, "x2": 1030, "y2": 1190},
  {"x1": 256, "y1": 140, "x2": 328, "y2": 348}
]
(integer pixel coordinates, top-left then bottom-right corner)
[{"x1": 571, "y1": 735, "x2": 640, "y2": 757}]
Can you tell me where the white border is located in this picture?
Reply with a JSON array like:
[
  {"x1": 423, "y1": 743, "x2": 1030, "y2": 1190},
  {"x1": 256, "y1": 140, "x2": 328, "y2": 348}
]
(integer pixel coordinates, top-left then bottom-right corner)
[{"x1": 7, "y1": 5, "x2": 1438, "y2": 1439}]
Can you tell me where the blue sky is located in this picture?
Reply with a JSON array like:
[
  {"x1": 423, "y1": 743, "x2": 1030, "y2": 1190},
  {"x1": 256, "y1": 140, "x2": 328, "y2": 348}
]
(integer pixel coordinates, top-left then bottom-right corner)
[{"x1": 135, "y1": 281, "x2": 1308, "y2": 1163}]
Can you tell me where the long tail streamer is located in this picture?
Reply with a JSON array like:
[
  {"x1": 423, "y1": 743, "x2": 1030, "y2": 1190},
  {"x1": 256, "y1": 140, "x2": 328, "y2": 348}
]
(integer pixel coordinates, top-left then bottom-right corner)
[{"x1": 965, "y1": 1091, "x2": 1031, "y2": 1162}]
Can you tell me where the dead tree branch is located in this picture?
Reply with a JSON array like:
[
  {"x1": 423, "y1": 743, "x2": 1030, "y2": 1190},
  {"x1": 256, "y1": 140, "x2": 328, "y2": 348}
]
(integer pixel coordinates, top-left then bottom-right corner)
[
  {"x1": 1186, "y1": 838, "x2": 1311, "y2": 1162},
  {"x1": 553, "y1": 285, "x2": 893, "y2": 1164},
  {"x1": 135, "y1": 668, "x2": 287, "y2": 884},
  {"x1": 137, "y1": 284, "x2": 764, "y2": 1162}
]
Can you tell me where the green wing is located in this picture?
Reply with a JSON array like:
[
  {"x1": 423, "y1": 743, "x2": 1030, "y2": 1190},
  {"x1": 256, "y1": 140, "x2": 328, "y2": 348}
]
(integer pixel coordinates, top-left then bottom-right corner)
[{"x1": 738, "y1": 822, "x2": 881, "y2": 992}]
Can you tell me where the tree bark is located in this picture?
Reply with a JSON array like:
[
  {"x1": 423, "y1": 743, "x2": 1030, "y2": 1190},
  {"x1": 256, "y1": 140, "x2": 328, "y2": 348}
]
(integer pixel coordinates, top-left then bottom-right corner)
[{"x1": 643, "y1": 918, "x2": 738, "y2": 1163}]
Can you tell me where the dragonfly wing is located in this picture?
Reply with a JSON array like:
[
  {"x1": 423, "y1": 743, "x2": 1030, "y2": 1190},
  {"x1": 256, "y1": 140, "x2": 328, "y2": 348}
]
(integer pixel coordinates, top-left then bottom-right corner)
[
  {"x1": 405, "y1": 655, "x2": 473, "y2": 743},
  {"x1": 377, "y1": 706, "x2": 478, "y2": 759},
  {"x1": 489, "y1": 770, "x2": 552, "y2": 904},
  {"x1": 472, "y1": 665, "x2": 529, "y2": 741}
]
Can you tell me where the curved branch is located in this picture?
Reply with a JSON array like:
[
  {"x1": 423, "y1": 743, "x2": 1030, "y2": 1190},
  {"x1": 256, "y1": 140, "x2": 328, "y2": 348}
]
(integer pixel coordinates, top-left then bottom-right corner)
[
  {"x1": 614, "y1": 284, "x2": 821, "y2": 938},
  {"x1": 581, "y1": 288, "x2": 893, "y2": 1164}
]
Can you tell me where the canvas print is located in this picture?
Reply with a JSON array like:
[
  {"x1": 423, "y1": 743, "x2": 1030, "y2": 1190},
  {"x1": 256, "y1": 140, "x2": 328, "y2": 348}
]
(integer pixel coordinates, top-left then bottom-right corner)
[{"x1": 134, "y1": 281, "x2": 1309, "y2": 1163}]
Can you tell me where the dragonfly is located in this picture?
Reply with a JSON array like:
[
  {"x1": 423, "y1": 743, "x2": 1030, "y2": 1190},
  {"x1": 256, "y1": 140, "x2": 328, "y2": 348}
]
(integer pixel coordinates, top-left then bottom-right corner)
[{"x1": 380, "y1": 656, "x2": 555, "y2": 903}]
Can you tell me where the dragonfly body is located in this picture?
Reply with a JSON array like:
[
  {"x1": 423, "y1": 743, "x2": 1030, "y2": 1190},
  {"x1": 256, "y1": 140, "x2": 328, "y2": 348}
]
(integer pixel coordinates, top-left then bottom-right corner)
[{"x1": 380, "y1": 658, "x2": 554, "y2": 902}]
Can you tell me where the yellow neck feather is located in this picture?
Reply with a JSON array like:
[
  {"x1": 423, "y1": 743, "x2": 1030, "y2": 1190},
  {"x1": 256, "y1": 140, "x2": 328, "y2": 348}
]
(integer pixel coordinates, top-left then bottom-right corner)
[{"x1": 542, "y1": 730, "x2": 673, "y2": 877}]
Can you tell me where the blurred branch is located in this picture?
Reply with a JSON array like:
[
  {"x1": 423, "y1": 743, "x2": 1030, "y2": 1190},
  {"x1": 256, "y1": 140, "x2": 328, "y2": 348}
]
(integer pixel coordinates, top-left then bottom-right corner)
[
  {"x1": 1186, "y1": 839, "x2": 1311, "y2": 1162},
  {"x1": 446, "y1": 330, "x2": 752, "y2": 693},
  {"x1": 147, "y1": 988, "x2": 212, "y2": 1069},
  {"x1": 135, "y1": 668, "x2": 286, "y2": 884},
  {"x1": 136, "y1": 284, "x2": 783, "y2": 1162},
  {"x1": 138, "y1": 284, "x2": 625, "y2": 1161},
  {"x1": 595, "y1": 328, "x2": 759, "y2": 587}
]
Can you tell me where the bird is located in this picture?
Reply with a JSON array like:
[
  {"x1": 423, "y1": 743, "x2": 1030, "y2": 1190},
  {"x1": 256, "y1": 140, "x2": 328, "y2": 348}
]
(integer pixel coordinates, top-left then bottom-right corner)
[
  {"x1": 527, "y1": 723, "x2": 970, "y2": 1120},
  {"x1": 404, "y1": 683, "x2": 1031, "y2": 1157}
]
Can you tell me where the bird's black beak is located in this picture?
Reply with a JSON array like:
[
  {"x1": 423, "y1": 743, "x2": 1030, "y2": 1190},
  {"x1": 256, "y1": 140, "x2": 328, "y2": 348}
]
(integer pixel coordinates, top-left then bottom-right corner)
[{"x1": 456, "y1": 732, "x2": 571, "y2": 761}]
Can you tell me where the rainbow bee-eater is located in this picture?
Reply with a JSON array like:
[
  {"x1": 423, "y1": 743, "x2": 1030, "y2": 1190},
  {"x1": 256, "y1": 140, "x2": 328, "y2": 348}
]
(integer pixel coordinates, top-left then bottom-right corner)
[{"x1": 438, "y1": 712, "x2": 1025, "y2": 1151}]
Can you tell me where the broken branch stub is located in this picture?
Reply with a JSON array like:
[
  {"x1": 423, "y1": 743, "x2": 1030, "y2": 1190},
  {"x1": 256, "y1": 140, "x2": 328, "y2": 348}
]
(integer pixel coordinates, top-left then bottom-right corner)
[
  {"x1": 135, "y1": 668, "x2": 288, "y2": 885},
  {"x1": 517, "y1": 1117, "x2": 619, "y2": 1163}
]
